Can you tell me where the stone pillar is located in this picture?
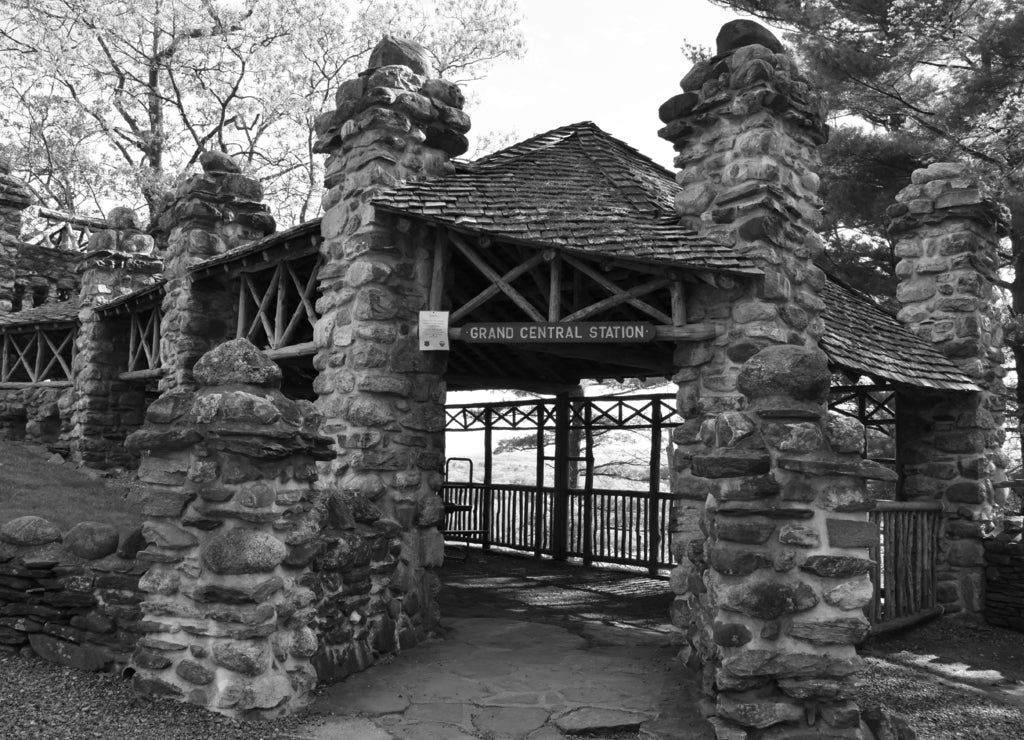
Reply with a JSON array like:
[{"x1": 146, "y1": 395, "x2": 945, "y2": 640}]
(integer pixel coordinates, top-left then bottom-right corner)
[
  {"x1": 658, "y1": 21, "x2": 832, "y2": 568},
  {"x1": 71, "y1": 207, "x2": 162, "y2": 468},
  {"x1": 888, "y1": 163, "x2": 1009, "y2": 613},
  {"x1": 680, "y1": 346, "x2": 890, "y2": 739},
  {"x1": 659, "y1": 21, "x2": 887, "y2": 738},
  {"x1": 310, "y1": 36, "x2": 469, "y2": 659},
  {"x1": 0, "y1": 156, "x2": 31, "y2": 314},
  {"x1": 158, "y1": 152, "x2": 274, "y2": 393},
  {"x1": 125, "y1": 339, "x2": 333, "y2": 717}
]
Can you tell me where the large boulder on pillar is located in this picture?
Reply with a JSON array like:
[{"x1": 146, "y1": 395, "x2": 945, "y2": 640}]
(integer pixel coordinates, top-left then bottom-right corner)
[{"x1": 737, "y1": 345, "x2": 830, "y2": 405}]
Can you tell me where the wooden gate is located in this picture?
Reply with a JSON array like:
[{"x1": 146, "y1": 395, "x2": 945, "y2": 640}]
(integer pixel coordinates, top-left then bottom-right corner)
[{"x1": 867, "y1": 500, "x2": 943, "y2": 631}]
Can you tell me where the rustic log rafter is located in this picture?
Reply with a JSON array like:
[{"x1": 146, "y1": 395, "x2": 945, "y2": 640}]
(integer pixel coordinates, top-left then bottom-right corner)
[
  {"x1": 234, "y1": 254, "x2": 323, "y2": 353},
  {"x1": 0, "y1": 326, "x2": 76, "y2": 383},
  {"x1": 434, "y1": 228, "x2": 715, "y2": 342}
]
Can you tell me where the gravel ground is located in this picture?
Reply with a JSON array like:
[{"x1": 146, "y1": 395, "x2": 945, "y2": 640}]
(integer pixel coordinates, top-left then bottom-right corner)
[
  {"x1": 0, "y1": 653, "x2": 307, "y2": 740},
  {"x1": 854, "y1": 617, "x2": 1024, "y2": 740}
]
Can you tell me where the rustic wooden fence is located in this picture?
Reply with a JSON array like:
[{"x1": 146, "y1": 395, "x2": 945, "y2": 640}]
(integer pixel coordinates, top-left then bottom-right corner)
[
  {"x1": 441, "y1": 481, "x2": 675, "y2": 572},
  {"x1": 867, "y1": 500, "x2": 943, "y2": 630}
]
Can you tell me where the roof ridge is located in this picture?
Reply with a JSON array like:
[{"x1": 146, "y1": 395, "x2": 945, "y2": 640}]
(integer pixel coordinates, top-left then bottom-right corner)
[
  {"x1": 469, "y1": 121, "x2": 596, "y2": 169},
  {"x1": 571, "y1": 127, "x2": 677, "y2": 216}
]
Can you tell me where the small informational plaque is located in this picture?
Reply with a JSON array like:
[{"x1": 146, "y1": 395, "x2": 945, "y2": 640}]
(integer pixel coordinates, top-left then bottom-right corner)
[{"x1": 419, "y1": 311, "x2": 450, "y2": 351}]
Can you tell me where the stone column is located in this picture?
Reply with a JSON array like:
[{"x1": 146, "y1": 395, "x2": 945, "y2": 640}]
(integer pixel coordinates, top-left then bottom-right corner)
[
  {"x1": 125, "y1": 339, "x2": 333, "y2": 717},
  {"x1": 0, "y1": 156, "x2": 31, "y2": 314},
  {"x1": 660, "y1": 21, "x2": 887, "y2": 738},
  {"x1": 658, "y1": 21, "x2": 832, "y2": 567},
  {"x1": 888, "y1": 163, "x2": 1009, "y2": 613},
  {"x1": 158, "y1": 152, "x2": 275, "y2": 393},
  {"x1": 71, "y1": 207, "x2": 162, "y2": 468},
  {"x1": 311, "y1": 36, "x2": 469, "y2": 658}
]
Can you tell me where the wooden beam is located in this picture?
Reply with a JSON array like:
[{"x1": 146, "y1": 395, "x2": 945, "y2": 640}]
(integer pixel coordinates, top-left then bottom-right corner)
[
  {"x1": 561, "y1": 276, "x2": 671, "y2": 322},
  {"x1": 119, "y1": 368, "x2": 164, "y2": 381},
  {"x1": 448, "y1": 231, "x2": 546, "y2": 322},
  {"x1": 671, "y1": 280, "x2": 686, "y2": 326},
  {"x1": 548, "y1": 254, "x2": 562, "y2": 322},
  {"x1": 562, "y1": 255, "x2": 673, "y2": 324},
  {"x1": 429, "y1": 229, "x2": 447, "y2": 311},
  {"x1": 445, "y1": 374, "x2": 578, "y2": 395},
  {"x1": 264, "y1": 341, "x2": 317, "y2": 360}
]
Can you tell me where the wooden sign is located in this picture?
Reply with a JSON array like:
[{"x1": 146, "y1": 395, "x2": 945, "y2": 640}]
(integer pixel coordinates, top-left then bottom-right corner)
[{"x1": 459, "y1": 321, "x2": 655, "y2": 343}]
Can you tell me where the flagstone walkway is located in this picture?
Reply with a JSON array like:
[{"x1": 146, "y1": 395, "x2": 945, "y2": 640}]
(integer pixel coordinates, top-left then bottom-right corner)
[{"x1": 292, "y1": 551, "x2": 713, "y2": 739}]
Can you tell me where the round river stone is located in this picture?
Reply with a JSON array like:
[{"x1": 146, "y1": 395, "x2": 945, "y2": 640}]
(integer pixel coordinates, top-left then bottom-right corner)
[{"x1": 204, "y1": 527, "x2": 287, "y2": 575}]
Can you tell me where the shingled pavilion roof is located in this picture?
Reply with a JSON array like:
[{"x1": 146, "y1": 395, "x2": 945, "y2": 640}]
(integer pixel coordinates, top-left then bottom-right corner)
[
  {"x1": 372, "y1": 121, "x2": 760, "y2": 276},
  {"x1": 0, "y1": 297, "x2": 79, "y2": 327},
  {"x1": 822, "y1": 278, "x2": 978, "y2": 391},
  {"x1": 15, "y1": 122, "x2": 977, "y2": 391},
  {"x1": 370, "y1": 121, "x2": 978, "y2": 391}
]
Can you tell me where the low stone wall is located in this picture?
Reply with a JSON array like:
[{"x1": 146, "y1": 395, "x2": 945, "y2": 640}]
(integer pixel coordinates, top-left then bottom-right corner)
[
  {"x1": 984, "y1": 516, "x2": 1024, "y2": 632},
  {"x1": 0, "y1": 383, "x2": 73, "y2": 449},
  {"x1": 0, "y1": 515, "x2": 145, "y2": 672}
]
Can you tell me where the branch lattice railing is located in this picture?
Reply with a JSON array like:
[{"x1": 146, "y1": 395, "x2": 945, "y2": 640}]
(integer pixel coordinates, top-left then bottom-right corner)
[{"x1": 0, "y1": 325, "x2": 76, "y2": 383}]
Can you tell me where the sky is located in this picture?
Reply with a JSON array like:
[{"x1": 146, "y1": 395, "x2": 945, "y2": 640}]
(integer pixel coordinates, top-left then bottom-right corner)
[{"x1": 467, "y1": 0, "x2": 751, "y2": 168}]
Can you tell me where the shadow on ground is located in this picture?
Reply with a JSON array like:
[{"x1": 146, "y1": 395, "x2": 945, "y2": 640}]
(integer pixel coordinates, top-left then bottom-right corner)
[{"x1": 297, "y1": 550, "x2": 711, "y2": 740}]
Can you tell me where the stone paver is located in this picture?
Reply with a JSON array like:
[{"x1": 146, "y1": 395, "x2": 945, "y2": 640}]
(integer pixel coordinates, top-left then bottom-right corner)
[{"x1": 301, "y1": 617, "x2": 713, "y2": 739}]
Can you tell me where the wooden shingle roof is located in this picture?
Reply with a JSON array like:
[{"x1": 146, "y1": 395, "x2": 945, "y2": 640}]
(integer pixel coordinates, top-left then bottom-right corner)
[
  {"x1": 373, "y1": 122, "x2": 760, "y2": 275},
  {"x1": 822, "y1": 278, "x2": 978, "y2": 391},
  {"x1": 0, "y1": 298, "x2": 79, "y2": 328}
]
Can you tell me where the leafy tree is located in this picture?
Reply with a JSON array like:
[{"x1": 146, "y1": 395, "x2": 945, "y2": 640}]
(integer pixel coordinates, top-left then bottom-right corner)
[
  {"x1": 0, "y1": 0, "x2": 524, "y2": 227},
  {"x1": 709, "y1": 0, "x2": 1024, "y2": 434}
]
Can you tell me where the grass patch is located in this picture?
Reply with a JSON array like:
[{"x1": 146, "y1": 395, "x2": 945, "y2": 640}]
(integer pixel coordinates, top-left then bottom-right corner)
[{"x1": 0, "y1": 441, "x2": 143, "y2": 533}]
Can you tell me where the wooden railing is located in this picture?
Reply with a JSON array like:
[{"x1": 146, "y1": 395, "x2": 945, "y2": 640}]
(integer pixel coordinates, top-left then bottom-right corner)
[
  {"x1": 0, "y1": 326, "x2": 76, "y2": 383},
  {"x1": 867, "y1": 500, "x2": 943, "y2": 628},
  {"x1": 442, "y1": 482, "x2": 674, "y2": 571}
]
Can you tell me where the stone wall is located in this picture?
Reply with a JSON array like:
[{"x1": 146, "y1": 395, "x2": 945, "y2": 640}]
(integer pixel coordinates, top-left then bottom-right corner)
[
  {"x1": 0, "y1": 156, "x2": 30, "y2": 314},
  {"x1": 0, "y1": 383, "x2": 71, "y2": 446},
  {"x1": 310, "y1": 36, "x2": 469, "y2": 665},
  {"x1": 71, "y1": 207, "x2": 162, "y2": 469},
  {"x1": 983, "y1": 516, "x2": 1024, "y2": 631},
  {"x1": 125, "y1": 339, "x2": 333, "y2": 717},
  {"x1": 11, "y1": 242, "x2": 80, "y2": 309},
  {"x1": 888, "y1": 164, "x2": 1009, "y2": 613},
  {"x1": 158, "y1": 152, "x2": 274, "y2": 394},
  {"x1": 0, "y1": 515, "x2": 146, "y2": 673}
]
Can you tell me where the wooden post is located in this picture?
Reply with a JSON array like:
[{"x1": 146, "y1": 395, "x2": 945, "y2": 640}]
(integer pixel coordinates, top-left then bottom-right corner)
[
  {"x1": 429, "y1": 229, "x2": 446, "y2": 311},
  {"x1": 535, "y1": 401, "x2": 545, "y2": 557},
  {"x1": 648, "y1": 404, "x2": 663, "y2": 575},
  {"x1": 483, "y1": 405, "x2": 493, "y2": 550},
  {"x1": 552, "y1": 391, "x2": 570, "y2": 561},
  {"x1": 582, "y1": 400, "x2": 594, "y2": 567}
]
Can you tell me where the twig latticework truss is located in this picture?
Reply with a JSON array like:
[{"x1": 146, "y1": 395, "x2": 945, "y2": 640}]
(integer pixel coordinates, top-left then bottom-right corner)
[
  {"x1": 233, "y1": 253, "x2": 323, "y2": 355},
  {"x1": 0, "y1": 325, "x2": 76, "y2": 382},
  {"x1": 434, "y1": 229, "x2": 706, "y2": 338},
  {"x1": 127, "y1": 303, "x2": 162, "y2": 373}
]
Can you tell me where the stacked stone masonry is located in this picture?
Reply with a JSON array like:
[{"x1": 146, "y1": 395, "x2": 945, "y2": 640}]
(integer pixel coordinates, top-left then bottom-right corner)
[
  {"x1": 985, "y1": 516, "x2": 1024, "y2": 632},
  {"x1": 310, "y1": 36, "x2": 468, "y2": 665},
  {"x1": 0, "y1": 515, "x2": 146, "y2": 673},
  {"x1": 71, "y1": 208, "x2": 162, "y2": 468},
  {"x1": 124, "y1": 340, "x2": 333, "y2": 717},
  {"x1": 663, "y1": 21, "x2": 894, "y2": 739},
  {"x1": 0, "y1": 155, "x2": 31, "y2": 314},
  {"x1": 659, "y1": 20, "x2": 831, "y2": 421},
  {"x1": 158, "y1": 152, "x2": 275, "y2": 394},
  {"x1": 676, "y1": 345, "x2": 890, "y2": 740},
  {"x1": 889, "y1": 164, "x2": 1009, "y2": 613}
]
